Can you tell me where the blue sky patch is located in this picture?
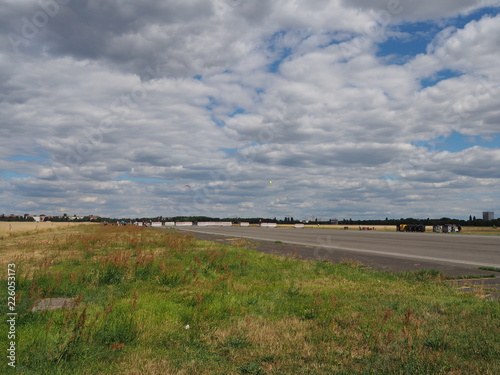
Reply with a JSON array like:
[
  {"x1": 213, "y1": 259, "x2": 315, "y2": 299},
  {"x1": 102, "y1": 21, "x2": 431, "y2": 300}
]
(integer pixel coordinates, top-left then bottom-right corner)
[
  {"x1": 0, "y1": 171, "x2": 31, "y2": 179},
  {"x1": 205, "y1": 96, "x2": 218, "y2": 111},
  {"x1": 383, "y1": 174, "x2": 398, "y2": 181},
  {"x1": 377, "y1": 21, "x2": 437, "y2": 63},
  {"x1": 451, "y1": 7, "x2": 500, "y2": 30},
  {"x1": 219, "y1": 148, "x2": 238, "y2": 156},
  {"x1": 211, "y1": 114, "x2": 225, "y2": 128},
  {"x1": 414, "y1": 132, "x2": 500, "y2": 152},
  {"x1": 268, "y1": 48, "x2": 293, "y2": 73},
  {"x1": 267, "y1": 30, "x2": 287, "y2": 53},
  {"x1": 267, "y1": 30, "x2": 294, "y2": 73},
  {"x1": 228, "y1": 108, "x2": 246, "y2": 118},
  {"x1": 7, "y1": 155, "x2": 45, "y2": 162},
  {"x1": 420, "y1": 69, "x2": 463, "y2": 88},
  {"x1": 6, "y1": 150, "x2": 50, "y2": 163},
  {"x1": 377, "y1": 8, "x2": 499, "y2": 64}
]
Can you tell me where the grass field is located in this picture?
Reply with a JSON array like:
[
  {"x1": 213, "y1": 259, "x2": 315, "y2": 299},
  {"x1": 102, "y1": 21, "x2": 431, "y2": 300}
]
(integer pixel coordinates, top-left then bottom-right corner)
[
  {"x1": 0, "y1": 222, "x2": 95, "y2": 239},
  {"x1": 458, "y1": 226, "x2": 500, "y2": 235},
  {"x1": 1, "y1": 224, "x2": 498, "y2": 374}
]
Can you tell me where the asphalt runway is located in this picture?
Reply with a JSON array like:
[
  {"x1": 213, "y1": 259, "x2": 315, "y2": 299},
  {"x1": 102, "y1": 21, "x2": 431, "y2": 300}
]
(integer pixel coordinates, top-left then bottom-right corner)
[{"x1": 175, "y1": 226, "x2": 500, "y2": 272}]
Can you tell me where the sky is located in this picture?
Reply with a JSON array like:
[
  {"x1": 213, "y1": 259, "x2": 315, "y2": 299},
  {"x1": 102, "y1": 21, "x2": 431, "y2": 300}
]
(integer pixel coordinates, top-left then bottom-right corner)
[{"x1": 1, "y1": 0, "x2": 500, "y2": 220}]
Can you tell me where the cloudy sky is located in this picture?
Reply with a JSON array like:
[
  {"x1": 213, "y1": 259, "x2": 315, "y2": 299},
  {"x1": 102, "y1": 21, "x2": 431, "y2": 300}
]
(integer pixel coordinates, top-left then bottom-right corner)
[{"x1": 1, "y1": 0, "x2": 499, "y2": 220}]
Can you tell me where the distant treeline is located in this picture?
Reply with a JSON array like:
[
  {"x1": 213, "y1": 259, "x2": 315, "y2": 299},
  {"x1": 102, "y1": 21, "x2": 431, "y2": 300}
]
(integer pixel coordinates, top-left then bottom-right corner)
[
  {"x1": 0, "y1": 216, "x2": 36, "y2": 222},
  {"x1": 116, "y1": 216, "x2": 500, "y2": 227},
  {"x1": 1, "y1": 215, "x2": 497, "y2": 227},
  {"x1": 337, "y1": 217, "x2": 499, "y2": 227}
]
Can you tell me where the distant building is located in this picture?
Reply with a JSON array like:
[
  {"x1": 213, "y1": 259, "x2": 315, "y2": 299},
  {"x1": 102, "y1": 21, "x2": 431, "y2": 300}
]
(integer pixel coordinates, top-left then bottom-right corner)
[{"x1": 483, "y1": 212, "x2": 495, "y2": 221}]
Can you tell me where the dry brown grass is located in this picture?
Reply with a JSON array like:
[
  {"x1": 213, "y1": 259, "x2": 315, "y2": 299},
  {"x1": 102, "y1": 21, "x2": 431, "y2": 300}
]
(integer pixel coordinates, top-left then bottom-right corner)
[
  {"x1": 0, "y1": 222, "x2": 97, "y2": 274},
  {"x1": 207, "y1": 316, "x2": 315, "y2": 355},
  {"x1": 121, "y1": 350, "x2": 182, "y2": 375},
  {"x1": 0, "y1": 221, "x2": 95, "y2": 235},
  {"x1": 340, "y1": 258, "x2": 368, "y2": 268},
  {"x1": 460, "y1": 226, "x2": 500, "y2": 235}
]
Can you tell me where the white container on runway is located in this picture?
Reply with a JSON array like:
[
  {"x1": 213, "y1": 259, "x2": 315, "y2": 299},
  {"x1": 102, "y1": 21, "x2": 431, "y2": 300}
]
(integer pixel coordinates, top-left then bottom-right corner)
[
  {"x1": 260, "y1": 223, "x2": 277, "y2": 227},
  {"x1": 175, "y1": 222, "x2": 193, "y2": 227}
]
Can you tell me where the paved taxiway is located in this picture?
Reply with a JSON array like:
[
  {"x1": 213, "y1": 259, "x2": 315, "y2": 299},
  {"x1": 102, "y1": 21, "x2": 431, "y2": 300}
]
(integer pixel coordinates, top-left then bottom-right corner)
[{"x1": 176, "y1": 226, "x2": 500, "y2": 270}]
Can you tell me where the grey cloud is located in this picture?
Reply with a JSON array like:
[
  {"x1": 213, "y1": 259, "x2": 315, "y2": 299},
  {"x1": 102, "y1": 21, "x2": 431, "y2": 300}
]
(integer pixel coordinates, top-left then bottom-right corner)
[
  {"x1": 232, "y1": 123, "x2": 412, "y2": 167},
  {"x1": 1, "y1": 1, "x2": 499, "y2": 219},
  {"x1": 232, "y1": 0, "x2": 273, "y2": 25},
  {"x1": 22, "y1": 1, "x2": 214, "y2": 53},
  {"x1": 341, "y1": 0, "x2": 498, "y2": 22},
  {"x1": 433, "y1": 15, "x2": 500, "y2": 75},
  {"x1": 435, "y1": 148, "x2": 500, "y2": 178}
]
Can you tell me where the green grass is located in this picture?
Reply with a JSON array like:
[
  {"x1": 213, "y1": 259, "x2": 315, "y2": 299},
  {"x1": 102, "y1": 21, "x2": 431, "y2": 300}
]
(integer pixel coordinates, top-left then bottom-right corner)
[
  {"x1": 479, "y1": 266, "x2": 500, "y2": 273},
  {"x1": 1, "y1": 225, "x2": 499, "y2": 374},
  {"x1": 446, "y1": 274, "x2": 496, "y2": 280}
]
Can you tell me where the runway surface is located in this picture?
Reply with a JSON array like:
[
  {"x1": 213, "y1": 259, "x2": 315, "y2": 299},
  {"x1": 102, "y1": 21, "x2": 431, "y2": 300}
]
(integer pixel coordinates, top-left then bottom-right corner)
[{"x1": 176, "y1": 226, "x2": 500, "y2": 270}]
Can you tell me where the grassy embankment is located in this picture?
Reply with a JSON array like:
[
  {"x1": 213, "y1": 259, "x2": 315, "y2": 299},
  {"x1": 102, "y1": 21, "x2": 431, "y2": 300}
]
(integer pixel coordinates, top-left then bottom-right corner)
[{"x1": 1, "y1": 224, "x2": 498, "y2": 374}]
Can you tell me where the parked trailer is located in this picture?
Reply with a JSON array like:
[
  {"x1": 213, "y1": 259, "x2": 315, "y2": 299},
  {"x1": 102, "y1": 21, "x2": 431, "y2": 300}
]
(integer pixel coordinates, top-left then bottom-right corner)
[
  {"x1": 442, "y1": 224, "x2": 456, "y2": 233},
  {"x1": 398, "y1": 223, "x2": 461, "y2": 233},
  {"x1": 433, "y1": 224, "x2": 461, "y2": 233},
  {"x1": 396, "y1": 224, "x2": 426, "y2": 232}
]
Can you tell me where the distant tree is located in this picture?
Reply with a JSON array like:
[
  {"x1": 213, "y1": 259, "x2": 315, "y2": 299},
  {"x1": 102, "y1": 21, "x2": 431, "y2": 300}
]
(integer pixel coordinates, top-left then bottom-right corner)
[{"x1": 469, "y1": 215, "x2": 472, "y2": 221}]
